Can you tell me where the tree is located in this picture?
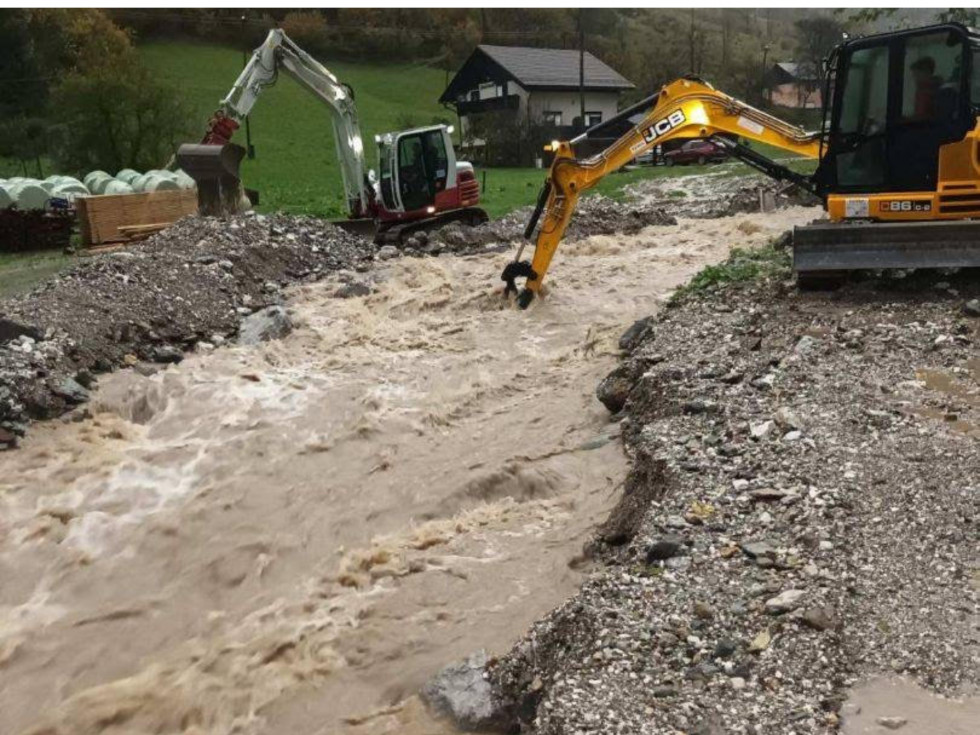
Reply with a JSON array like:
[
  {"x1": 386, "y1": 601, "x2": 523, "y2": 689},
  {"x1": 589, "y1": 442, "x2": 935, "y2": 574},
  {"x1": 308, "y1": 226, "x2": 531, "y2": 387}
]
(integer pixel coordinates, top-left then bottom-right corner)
[
  {"x1": 938, "y1": 8, "x2": 980, "y2": 26},
  {"x1": 794, "y1": 16, "x2": 844, "y2": 103},
  {"x1": 50, "y1": 64, "x2": 190, "y2": 174}
]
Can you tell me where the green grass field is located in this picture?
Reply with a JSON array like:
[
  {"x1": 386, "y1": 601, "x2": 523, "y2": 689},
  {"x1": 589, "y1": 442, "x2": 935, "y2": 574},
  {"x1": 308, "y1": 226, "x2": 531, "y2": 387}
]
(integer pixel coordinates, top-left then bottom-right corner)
[{"x1": 140, "y1": 41, "x2": 455, "y2": 218}]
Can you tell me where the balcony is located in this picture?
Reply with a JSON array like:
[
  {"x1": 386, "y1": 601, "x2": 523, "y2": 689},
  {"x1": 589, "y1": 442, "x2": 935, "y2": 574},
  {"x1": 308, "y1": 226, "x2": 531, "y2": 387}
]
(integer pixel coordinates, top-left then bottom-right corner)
[{"x1": 455, "y1": 95, "x2": 520, "y2": 117}]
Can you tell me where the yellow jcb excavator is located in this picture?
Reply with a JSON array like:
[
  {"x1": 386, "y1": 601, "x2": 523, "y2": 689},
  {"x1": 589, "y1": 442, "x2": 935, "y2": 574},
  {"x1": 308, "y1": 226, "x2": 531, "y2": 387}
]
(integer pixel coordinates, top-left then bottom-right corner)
[{"x1": 504, "y1": 22, "x2": 980, "y2": 307}]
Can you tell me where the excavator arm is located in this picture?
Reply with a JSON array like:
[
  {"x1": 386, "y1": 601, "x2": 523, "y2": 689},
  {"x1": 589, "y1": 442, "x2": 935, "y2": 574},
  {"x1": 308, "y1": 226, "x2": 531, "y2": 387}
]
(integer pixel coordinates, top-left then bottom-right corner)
[
  {"x1": 179, "y1": 29, "x2": 372, "y2": 217},
  {"x1": 503, "y1": 77, "x2": 823, "y2": 308}
]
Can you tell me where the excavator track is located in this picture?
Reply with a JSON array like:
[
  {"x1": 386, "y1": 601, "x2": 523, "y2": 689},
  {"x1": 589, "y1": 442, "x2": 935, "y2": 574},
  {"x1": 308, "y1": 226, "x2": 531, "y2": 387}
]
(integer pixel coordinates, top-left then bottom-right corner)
[
  {"x1": 793, "y1": 220, "x2": 980, "y2": 273},
  {"x1": 374, "y1": 206, "x2": 489, "y2": 245}
]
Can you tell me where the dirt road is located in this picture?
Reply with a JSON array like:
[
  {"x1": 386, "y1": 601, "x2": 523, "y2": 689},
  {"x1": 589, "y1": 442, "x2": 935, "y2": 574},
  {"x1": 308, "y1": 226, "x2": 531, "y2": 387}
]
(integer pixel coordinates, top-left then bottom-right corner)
[{"x1": 0, "y1": 205, "x2": 816, "y2": 734}]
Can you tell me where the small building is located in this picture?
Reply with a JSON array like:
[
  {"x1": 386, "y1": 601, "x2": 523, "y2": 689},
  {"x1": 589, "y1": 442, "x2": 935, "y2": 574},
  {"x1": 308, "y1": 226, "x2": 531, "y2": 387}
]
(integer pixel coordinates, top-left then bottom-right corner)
[
  {"x1": 439, "y1": 44, "x2": 634, "y2": 161},
  {"x1": 767, "y1": 62, "x2": 822, "y2": 109}
]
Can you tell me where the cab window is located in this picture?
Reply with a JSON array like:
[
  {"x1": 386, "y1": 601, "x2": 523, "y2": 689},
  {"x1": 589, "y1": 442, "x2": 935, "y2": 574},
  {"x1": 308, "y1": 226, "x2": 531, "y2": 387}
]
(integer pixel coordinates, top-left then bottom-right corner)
[
  {"x1": 901, "y1": 31, "x2": 963, "y2": 121},
  {"x1": 835, "y1": 45, "x2": 889, "y2": 188}
]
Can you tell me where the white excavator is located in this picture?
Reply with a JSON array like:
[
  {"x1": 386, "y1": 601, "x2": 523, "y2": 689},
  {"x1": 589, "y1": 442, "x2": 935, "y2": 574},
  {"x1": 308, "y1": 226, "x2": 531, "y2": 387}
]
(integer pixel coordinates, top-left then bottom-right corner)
[{"x1": 177, "y1": 29, "x2": 486, "y2": 241}]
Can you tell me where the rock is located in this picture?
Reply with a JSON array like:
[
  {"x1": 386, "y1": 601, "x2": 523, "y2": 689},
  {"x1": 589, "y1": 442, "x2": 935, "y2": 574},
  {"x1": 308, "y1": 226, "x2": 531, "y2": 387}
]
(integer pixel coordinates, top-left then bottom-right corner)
[
  {"x1": 0, "y1": 318, "x2": 44, "y2": 344},
  {"x1": 730, "y1": 676, "x2": 746, "y2": 690},
  {"x1": 596, "y1": 363, "x2": 634, "y2": 413},
  {"x1": 774, "y1": 406, "x2": 803, "y2": 430},
  {"x1": 682, "y1": 398, "x2": 719, "y2": 415},
  {"x1": 748, "y1": 628, "x2": 772, "y2": 652},
  {"x1": 962, "y1": 299, "x2": 980, "y2": 317},
  {"x1": 151, "y1": 345, "x2": 184, "y2": 364},
  {"x1": 693, "y1": 601, "x2": 714, "y2": 620},
  {"x1": 713, "y1": 638, "x2": 737, "y2": 658},
  {"x1": 0, "y1": 427, "x2": 17, "y2": 448},
  {"x1": 801, "y1": 606, "x2": 837, "y2": 631},
  {"x1": 841, "y1": 703, "x2": 862, "y2": 718},
  {"x1": 420, "y1": 650, "x2": 508, "y2": 732},
  {"x1": 52, "y1": 378, "x2": 89, "y2": 404},
  {"x1": 238, "y1": 306, "x2": 293, "y2": 345},
  {"x1": 740, "y1": 540, "x2": 776, "y2": 561},
  {"x1": 764, "y1": 589, "x2": 806, "y2": 614},
  {"x1": 619, "y1": 316, "x2": 654, "y2": 351},
  {"x1": 645, "y1": 535, "x2": 685, "y2": 562},
  {"x1": 876, "y1": 716, "x2": 908, "y2": 730},
  {"x1": 334, "y1": 281, "x2": 372, "y2": 299},
  {"x1": 377, "y1": 245, "x2": 399, "y2": 260},
  {"x1": 794, "y1": 335, "x2": 821, "y2": 356},
  {"x1": 750, "y1": 420, "x2": 774, "y2": 439},
  {"x1": 750, "y1": 488, "x2": 787, "y2": 501}
]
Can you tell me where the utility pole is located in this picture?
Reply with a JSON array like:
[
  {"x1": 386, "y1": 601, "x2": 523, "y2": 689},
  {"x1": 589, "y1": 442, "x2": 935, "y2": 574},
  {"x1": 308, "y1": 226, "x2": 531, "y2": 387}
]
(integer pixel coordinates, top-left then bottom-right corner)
[
  {"x1": 760, "y1": 43, "x2": 772, "y2": 106},
  {"x1": 579, "y1": 9, "x2": 586, "y2": 133},
  {"x1": 242, "y1": 13, "x2": 254, "y2": 159}
]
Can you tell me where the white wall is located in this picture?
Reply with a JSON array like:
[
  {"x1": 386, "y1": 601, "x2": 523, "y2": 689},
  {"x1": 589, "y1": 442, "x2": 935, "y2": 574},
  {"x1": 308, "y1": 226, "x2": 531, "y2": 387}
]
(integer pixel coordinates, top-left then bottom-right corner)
[
  {"x1": 459, "y1": 86, "x2": 622, "y2": 142},
  {"x1": 526, "y1": 90, "x2": 620, "y2": 126}
]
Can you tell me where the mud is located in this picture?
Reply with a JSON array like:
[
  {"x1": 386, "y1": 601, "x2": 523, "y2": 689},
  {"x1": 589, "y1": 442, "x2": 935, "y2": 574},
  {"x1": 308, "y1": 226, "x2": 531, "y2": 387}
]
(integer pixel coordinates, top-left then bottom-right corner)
[
  {"x1": 841, "y1": 678, "x2": 980, "y2": 735},
  {"x1": 0, "y1": 204, "x2": 816, "y2": 734}
]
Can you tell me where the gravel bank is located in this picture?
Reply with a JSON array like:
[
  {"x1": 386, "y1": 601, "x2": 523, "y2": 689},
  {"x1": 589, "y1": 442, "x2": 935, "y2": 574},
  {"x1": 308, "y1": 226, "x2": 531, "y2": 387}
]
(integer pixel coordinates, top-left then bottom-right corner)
[
  {"x1": 0, "y1": 214, "x2": 375, "y2": 442},
  {"x1": 490, "y1": 268, "x2": 979, "y2": 734}
]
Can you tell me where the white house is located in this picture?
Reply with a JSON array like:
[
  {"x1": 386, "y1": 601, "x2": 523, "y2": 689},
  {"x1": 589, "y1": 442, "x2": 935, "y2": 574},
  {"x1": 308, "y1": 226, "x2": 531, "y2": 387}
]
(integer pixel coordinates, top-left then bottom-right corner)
[{"x1": 439, "y1": 44, "x2": 635, "y2": 143}]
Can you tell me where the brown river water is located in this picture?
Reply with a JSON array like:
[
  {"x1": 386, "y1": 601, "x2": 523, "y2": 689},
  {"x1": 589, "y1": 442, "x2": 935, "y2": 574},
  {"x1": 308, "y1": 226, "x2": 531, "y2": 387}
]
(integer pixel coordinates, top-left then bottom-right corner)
[{"x1": 0, "y1": 208, "x2": 815, "y2": 735}]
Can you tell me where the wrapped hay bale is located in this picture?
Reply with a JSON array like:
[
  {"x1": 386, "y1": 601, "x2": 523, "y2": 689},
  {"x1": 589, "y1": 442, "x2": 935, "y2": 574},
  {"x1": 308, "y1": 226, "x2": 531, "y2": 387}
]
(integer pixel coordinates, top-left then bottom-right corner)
[
  {"x1": 103, "y1": 180, "x2": 135, "y2": 195},
  {"x1": 84, "y1": 170, "x2": 112, "y2": 192},
  {"x1": 8, "y1": 181, "x2": 50, "y2": 210},
  {"x1": 116, "y1": 169, "x2": 140, "y2": 184}
]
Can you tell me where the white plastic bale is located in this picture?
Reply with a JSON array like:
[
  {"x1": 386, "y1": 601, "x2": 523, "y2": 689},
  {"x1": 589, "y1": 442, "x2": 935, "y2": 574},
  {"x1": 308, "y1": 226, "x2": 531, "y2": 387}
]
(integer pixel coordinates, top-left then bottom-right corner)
[
  {"x1": 143, "y1": 175, "x2": 180, "y2": 192},
  {"x1": 84, "y1": 170, "x2": 111, "y2": 190},
  {"x1": 104, "y1": 180, "x2": 135, "y2": 195},
  {"x1": 116, "y1": 169, "x2": 140, "y2": 184},
  {"x1": 0, "y1": 185, "x2": 13, "y2": 210},
  {"x1": 86, "y1": 173, "x2": 114, "y2": 194},
  {"x1": 174, "y1": 170, "x2": 197, "y2": 190},
  {"x1": 130, "y1": 174, "x2": 149, "y2": 192},
  {"x1": 9, "y1": 182, "x2": 50, "y2": 210},
  {"x1": 52, "y1": 182, "x2": 89, "y2": 197}
]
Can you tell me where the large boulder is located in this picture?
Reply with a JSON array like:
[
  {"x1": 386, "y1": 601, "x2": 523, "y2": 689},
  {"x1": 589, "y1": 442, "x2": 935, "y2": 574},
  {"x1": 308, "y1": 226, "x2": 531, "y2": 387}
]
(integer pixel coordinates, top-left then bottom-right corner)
[
  {"x1": 421, "y1": 650, "x2": 510, "y2": 732},
  {"x1": 238, "y1": 306, "x2": 293, "y2": 345}
]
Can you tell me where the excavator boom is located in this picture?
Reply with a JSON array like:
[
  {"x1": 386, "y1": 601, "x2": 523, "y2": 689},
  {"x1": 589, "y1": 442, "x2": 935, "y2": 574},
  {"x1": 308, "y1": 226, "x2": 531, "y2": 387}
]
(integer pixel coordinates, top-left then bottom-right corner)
[
  {"x1": 177, "y1": 29, "x2": 371, "y2": 218},
  {"x1": 505, "y1": 78, "x2": 821, "y2": 307}
]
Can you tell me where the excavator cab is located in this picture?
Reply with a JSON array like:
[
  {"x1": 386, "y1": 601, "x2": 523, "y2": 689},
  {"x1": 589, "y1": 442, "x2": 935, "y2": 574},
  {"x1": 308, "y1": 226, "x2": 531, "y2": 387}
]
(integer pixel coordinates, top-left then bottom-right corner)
[
  {"x1": 814, "y1": 22, "x2": 980, "y2": 198},
  {"x1": 376, "y1": 125, "x2": 455, "y2": 216}
]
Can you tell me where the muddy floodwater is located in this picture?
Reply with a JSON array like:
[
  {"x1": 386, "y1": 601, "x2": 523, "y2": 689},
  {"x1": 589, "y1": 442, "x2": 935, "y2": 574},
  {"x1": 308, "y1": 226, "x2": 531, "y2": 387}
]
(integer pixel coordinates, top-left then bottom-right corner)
[{"x1": 0, "y1": 208, "x2": 815, "y2": 734}]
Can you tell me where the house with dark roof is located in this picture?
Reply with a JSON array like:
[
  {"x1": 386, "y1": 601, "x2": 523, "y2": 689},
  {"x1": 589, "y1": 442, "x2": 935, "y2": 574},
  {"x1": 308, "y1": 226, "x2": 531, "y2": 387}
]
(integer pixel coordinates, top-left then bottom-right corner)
[
  {"x1": 439, "y1": 44, "x2": 634, "y2": 147},
  {"x1": 766, "y1": 61, "x2": 823, "y2": 109}
]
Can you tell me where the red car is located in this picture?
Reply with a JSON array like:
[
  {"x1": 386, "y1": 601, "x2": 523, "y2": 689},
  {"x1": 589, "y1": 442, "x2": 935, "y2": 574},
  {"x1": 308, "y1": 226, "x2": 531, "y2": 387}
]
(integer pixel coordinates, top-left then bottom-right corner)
[{"x1": 662, "y1": 139, "x2": 729, "y2": 166}]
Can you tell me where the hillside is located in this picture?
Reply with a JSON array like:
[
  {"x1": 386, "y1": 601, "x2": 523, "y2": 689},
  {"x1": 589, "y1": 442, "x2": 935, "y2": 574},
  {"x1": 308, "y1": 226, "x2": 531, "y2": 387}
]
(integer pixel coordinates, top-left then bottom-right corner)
[{"x1": 140, "y1": 42, "x2": 452, "y2": 218}]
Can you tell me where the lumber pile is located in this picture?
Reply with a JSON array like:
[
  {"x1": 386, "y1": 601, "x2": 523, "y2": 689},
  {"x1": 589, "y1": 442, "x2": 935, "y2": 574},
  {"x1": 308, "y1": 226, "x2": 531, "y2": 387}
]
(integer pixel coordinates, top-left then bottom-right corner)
[{"x1": 77, "y1": 189, "x2": 198, "y2": 246}]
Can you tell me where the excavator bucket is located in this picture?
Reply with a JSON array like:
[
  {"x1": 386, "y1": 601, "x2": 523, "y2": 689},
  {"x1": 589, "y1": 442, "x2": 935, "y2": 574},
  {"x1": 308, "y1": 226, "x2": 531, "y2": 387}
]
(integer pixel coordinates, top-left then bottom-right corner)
[{"x1": 177, "y1": 143, "x2": 248, "y2": 216}]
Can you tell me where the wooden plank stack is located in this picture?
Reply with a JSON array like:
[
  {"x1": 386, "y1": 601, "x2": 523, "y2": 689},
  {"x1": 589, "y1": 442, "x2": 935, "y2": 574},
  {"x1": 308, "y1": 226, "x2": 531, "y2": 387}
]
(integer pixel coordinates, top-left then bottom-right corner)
[{"x1": 77, "y1": 189, "x2": 198, "y2": 246}]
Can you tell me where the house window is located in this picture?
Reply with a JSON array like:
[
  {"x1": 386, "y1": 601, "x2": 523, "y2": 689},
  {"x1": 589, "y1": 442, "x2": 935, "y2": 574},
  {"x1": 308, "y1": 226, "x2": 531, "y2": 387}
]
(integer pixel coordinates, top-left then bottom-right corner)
[
  {"x1": 469, "y1": 90, "x2": 479, "y2": 102},
  {"x1": 479, "y1": 82, "x2": 498, "y2": 100},
  {"x1": 543, "y1": 111, "x2": 563, "y2": 127},
  {"x1": 585, "y1": 111, "x2": 602, "y2": 127}
]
